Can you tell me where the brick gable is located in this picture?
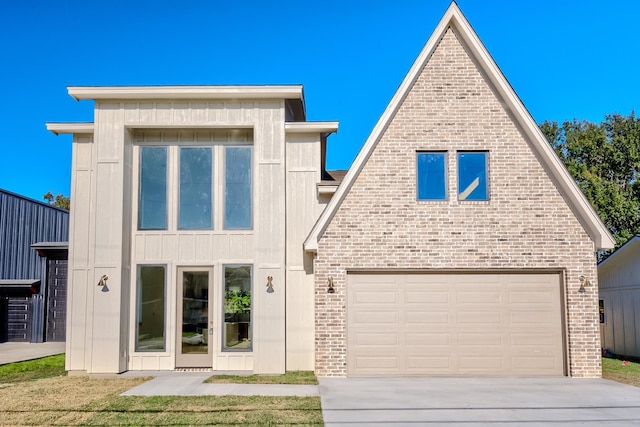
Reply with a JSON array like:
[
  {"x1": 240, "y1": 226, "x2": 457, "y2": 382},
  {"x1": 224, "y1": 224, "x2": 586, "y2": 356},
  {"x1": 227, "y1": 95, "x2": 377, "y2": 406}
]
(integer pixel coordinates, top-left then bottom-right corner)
[{"x1": 314, "y1": 28, "x2": 600, "y2": 377}]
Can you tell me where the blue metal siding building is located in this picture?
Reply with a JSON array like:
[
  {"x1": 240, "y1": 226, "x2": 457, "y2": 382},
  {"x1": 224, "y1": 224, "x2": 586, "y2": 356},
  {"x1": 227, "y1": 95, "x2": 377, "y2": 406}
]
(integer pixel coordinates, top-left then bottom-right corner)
[{"x1": 0, "y1": 189, "x2": 69, "y2": 342}]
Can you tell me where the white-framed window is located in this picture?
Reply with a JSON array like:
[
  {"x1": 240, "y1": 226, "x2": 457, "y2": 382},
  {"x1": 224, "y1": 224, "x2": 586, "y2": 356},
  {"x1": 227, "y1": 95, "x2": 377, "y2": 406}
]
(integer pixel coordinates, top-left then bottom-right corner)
[
  {"x1": 135, "y1": 264, "x2": 167, "y2": 352},
  {"x1": 135, "y1": 136, "x2": 253, "y2": 231},
  {"x1": 223, "y1": 264, "x2": 252, "y2": 352}
]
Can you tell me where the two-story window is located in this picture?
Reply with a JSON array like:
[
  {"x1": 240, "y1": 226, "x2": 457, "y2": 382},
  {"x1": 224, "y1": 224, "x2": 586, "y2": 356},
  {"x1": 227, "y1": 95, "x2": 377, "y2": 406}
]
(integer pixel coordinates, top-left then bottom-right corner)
[
  {"x1": 417, "y1": 151, "x2": 488, "y2": 201},
  {"x1": 138, "y1": 144, "x2": 253, "y2": 231}
]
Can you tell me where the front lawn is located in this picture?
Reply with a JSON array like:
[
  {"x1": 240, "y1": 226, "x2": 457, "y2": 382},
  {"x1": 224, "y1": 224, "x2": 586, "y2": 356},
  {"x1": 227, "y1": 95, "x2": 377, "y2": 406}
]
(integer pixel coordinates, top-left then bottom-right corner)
[
  {"x1": 602, "y1": 357, "x2": 640, "y2": 387},
  {"x1": 205, "y1": 370, "x2": 318, "y2": 385},
  {"x1": 0, "y1": 355, "x2": 323, "y2": 426}
]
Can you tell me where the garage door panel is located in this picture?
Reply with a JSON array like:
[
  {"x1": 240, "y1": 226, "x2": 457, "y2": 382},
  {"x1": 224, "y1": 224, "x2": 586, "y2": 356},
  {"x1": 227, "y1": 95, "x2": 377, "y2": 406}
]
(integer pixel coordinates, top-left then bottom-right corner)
[
  {"x1": 459, "y1": 356, "x2": 504, "y2": 370},
  {"x1": 510, "y1": 310, "x2": 558, "y2": 324},
  {"x1": 406, "y1": 332, "x2": 450, "y2": 346},
  {"x1": 347, "y1": 273, "x2": 564, "y2": 376},
  {"x1": 352, "y1": 310, "x2": 398, "y2": 325},
  {"x1": 457, "y1": 311, "x2": 501, "y2": 324},
  {"x1": 458, "y1": 332, "x2": 502, "y2": 346},
  {"x1": 456, "y1": 290, "x2": 502, "y2": 304},
  {"x1": 406, "y1": 356, "x2": 451, "y2": 369},
  {"x1": 353, "y1": 333, "x2": 399, "y2": 346},
  {"x1": 405, "y1": 310, "x2": 449, "y2": 324},
  {"x1": 352, "y1": 289, "x2": 398, "y2": 304},
  {"x1": 509, "y1": 290, "x2": 554, "y2": 304},
  {"x1": 405, "y1": 290, "x2": 449, "y2": 304},
  {"x1": 353, "y1": 356, "x2": 399, "y2": 370},
  {"x1": 510, "y1": 333, "x2": 557, "y2": 346}
]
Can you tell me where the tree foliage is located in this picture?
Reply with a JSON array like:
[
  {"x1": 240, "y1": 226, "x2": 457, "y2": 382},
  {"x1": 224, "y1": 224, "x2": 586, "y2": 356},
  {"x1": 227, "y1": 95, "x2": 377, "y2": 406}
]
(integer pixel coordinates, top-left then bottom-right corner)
[
  {"x1": 540, "y1": 112, "x2": 640, "y2": 254},
  {"x1": 43, "y1": 192, "x2": 70, "y2": 210}
]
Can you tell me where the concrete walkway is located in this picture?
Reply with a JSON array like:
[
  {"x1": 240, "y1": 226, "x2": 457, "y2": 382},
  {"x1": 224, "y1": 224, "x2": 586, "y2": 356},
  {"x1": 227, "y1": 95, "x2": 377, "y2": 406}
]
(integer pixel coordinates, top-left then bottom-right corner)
[
  {"x1": 0, "y1": 342, "x2": 65, "y2": 365},
  {"x1": 319, "y1": 376, "x2": 640, "y2": 426},
  {"x1": 120, "y1": 371, "x2": 319, "y2": 397}
]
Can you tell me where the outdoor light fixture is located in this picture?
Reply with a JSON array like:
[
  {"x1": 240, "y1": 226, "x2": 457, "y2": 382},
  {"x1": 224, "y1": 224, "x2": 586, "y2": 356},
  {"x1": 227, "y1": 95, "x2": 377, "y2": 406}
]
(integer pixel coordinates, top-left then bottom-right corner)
[
  {"x1": 266, "y1": 275, "x2": 274, "y2": 293},
  {"x1": 97, "y1": 275, "x2": 109, "y2": 287},
  {"x1": 578, "y1": 275, "x2": 590, "y2": 294},
  {"x1": 327, "y1": 277, "x2": 335, "y2": 294}
]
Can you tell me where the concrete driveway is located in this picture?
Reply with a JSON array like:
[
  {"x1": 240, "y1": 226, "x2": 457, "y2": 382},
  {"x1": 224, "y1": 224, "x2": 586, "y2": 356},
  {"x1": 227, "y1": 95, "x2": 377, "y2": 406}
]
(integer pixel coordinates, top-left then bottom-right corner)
[{"x1": 319, "y1": 377, "x2": 640, "y2": 426}]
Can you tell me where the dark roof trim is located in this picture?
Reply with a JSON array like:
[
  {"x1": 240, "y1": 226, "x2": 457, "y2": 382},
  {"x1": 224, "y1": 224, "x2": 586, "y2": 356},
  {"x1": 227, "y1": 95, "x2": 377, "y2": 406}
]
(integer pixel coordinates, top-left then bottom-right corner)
[
  {"x1": 31, "y1": 241, "x2": 69, "y2": 257},
  {"x1": 0, "y1": 188, "x2": 69, "y2": 213},
  {"x1": 0, "y1": 279, "x2": 41, "y2": 294}
]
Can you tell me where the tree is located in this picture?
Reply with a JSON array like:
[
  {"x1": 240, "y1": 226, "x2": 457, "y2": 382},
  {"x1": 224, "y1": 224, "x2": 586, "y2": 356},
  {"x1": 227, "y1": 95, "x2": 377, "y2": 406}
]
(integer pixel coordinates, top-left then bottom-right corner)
[
  {"x1": 540, "y1": 112, "x2": 640, "y2": 257},
  {"x1": 43, "y1": 192, "x2": 70, "y2": 210}
]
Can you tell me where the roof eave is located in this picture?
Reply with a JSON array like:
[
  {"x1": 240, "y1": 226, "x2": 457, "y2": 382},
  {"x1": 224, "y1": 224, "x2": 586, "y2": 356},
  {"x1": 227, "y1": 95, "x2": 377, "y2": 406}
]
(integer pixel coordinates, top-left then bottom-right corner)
[
  {"x1": 67, "y1": 85, "x2": 304, "y2": 101},
  {"x1": 46, "y1": 122, "x2": 94, "y2": 135}
]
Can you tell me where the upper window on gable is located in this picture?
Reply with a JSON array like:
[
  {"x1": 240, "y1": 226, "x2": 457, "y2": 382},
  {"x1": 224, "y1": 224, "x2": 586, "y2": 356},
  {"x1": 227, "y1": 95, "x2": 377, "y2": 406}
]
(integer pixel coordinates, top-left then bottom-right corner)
[
  {"x1": 458, "y1": 151, "x2": 488, "y2": 201},
  {"x1": 417, "y1": 152, "x2": 447, "y2": 200}
]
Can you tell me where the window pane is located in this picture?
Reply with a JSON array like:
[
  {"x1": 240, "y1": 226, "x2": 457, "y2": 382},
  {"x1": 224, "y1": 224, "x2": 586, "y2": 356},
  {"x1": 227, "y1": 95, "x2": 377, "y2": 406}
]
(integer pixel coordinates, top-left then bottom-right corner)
[
  {"x1": 223, "y1": 265, "x2": 252, "y2": 351},
  {"x1": 224, "y1": 146, "x2": 252, "y2": 229},
  {"x1": 417, "y1": 152, "x2": 446, "y2": 200},
  {"x1": 458, "y1": 152, "x2": 488, "y2": 200},
  {"x1": 181, "y1": 271, "x2": 209, "y2": 354},
  {"x1": 179, "y1": 147, "x2": 213, "y2": 229},
  {"x1": 136, "y1": 265, "x2": 166, "y2": 351},
  {"x1": 139, "y1": 147, "x2": 167, "y2": 230}
]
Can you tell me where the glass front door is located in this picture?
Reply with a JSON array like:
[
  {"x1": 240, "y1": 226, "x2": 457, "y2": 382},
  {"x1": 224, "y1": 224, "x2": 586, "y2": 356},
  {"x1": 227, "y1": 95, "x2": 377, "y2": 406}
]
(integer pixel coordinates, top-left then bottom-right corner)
[{"x1": 176, "y1": 267, "x2": 213, "y2": 368}]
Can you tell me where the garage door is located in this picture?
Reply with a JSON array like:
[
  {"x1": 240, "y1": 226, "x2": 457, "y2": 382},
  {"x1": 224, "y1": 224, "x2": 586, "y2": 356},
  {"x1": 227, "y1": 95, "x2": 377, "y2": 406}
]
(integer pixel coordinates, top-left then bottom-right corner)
[{"x1": 347, "y1": 273, "x2": 564, "y2": 376}]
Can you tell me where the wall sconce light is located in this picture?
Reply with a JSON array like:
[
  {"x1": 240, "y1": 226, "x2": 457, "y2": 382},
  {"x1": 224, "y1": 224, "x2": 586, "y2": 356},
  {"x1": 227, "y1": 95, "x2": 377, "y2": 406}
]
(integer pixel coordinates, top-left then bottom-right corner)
[
  {"x1": 266, "y1": 276, "x2": 274, "y2": 293},
  {"x1": 578, "y1": 275, "x2": 590, "y2": 293},
  {"x1": 98, "y1": 275, "x2": 109, "y2": 287},
  {"x1": 327, "y1": 277, "x2": 335, "y2": 294}
]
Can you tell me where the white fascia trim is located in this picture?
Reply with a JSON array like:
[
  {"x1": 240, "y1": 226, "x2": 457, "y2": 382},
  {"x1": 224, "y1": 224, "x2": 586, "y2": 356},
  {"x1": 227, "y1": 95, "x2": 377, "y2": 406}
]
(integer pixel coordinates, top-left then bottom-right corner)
[
  {"x1": 598, "y1": 235, "x2": 639, "y2": 269},
  {"x1": 285, "y1": 121, "x2": 339, "y2": 134},
  {"x1": 46, "y1": 122, "x2": 94, "y2": 135},
  {"x1": 303, "y1": 2, "x2": 615, "y2": 253},
  {"x1": 68, "y1": 85, "x2": 304, "y2": 101},
  {"x1": 317, "y1": 184, "x2": 338, "y2": 196}
]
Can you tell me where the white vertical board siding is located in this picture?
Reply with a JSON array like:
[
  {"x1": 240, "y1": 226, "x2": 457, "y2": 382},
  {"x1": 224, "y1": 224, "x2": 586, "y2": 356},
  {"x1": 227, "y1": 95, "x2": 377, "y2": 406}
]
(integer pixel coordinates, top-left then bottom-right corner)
[
  {"x1": 89, "y1": 102, "x2": 129, "y2": 373},
  {"x1": 124, "y1": 100, "x2": 284, "y2": 373},
  {"x1": 66, "y1": 134, "x2": 94, "y2": 372},
  {"x1": 253, "y1": 102, "x2": 287, "y2": 374},
  {"x1": 599, "y1": 244, "x2": 640, "y2": 359},
  {"x1": 285, "y1": 133, "x2": 323, "y2": 370}
]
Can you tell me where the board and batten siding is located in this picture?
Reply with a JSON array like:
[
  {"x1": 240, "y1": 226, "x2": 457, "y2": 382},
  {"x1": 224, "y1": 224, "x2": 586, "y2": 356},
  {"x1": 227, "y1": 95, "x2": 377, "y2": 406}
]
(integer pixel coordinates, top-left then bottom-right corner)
[
  {"x1": 66, "y1": 100, "x2": 288, "y2": 374},
  {"x1": 285, "y1": 132, "x2": 328, "y2": 371},
  {"x1": 599, "y1": 238, "x2": 640, "y2": 359}
]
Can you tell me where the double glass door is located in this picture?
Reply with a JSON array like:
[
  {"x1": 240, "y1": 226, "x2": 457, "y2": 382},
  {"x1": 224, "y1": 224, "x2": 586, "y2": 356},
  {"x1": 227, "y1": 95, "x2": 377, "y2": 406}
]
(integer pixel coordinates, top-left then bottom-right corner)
[{"x1": 176, "y1": 267, "x2": 213, "y2": 368}]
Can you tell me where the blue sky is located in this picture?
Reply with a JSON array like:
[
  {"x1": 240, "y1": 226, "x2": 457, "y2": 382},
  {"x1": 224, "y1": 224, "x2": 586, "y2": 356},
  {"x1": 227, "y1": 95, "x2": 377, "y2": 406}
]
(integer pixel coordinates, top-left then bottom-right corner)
[{"x1": 1, "y1": 0, "x2": 639, "y2": 202}]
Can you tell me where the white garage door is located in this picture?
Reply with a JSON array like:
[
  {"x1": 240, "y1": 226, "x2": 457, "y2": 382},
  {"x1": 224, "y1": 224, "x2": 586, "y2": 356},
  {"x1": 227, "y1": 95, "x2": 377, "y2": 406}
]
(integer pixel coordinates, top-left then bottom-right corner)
[{"x1": 347, "y1": 273, "x2": 564, "y2": 376}]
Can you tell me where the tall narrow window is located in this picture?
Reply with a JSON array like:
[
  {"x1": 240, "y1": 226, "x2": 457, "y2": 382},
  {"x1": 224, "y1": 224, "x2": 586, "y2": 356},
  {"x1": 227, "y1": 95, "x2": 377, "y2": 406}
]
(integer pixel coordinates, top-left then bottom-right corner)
[
  {"x1": 417, "y1": 152, "x2": 447, "y2": 200},
  {"x1": 179, "y1": 147, "x2": 213, "y2": 229},
  {"x1": 458, "y1": 151, "x2": 488, "y2": 201},
  {"x1": 136, "y1": 265, "x2": 166, "y2": 351},
  {"x1": 223, "y1": 265, "x2": 252, "y2": 351},
  {"x1": 139, "y1": 147, "x2": 168, "y2": 230},
  {"x1": 224, "y1": 146, "x2": 252, "y2": 229}
]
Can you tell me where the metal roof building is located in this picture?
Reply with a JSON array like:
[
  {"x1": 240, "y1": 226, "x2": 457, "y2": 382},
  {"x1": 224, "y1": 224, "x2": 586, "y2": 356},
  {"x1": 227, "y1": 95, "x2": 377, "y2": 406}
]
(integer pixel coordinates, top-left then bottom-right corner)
[{"x1": 0, "y1": 189, "x2": 69, "y2": 342}]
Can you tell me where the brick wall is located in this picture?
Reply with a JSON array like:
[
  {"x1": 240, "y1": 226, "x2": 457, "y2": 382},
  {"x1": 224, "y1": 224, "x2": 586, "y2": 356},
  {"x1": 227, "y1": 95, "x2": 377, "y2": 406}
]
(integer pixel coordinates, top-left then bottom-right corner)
[{"x1": 314, "y1": 28, "x2": 601, "y2": 377}]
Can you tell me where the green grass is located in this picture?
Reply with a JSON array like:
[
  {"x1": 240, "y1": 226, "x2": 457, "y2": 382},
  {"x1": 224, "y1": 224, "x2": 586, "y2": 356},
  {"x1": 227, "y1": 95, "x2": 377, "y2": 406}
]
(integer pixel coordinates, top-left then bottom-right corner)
[
  {"x1": 0, "y1": 357, "x2": 323, "y2": 425},
  {"x1": 205, "y1": 370, "x2": 318, "y2": 385},
  {"x1": 602, "y1": 357, "x2": 640, "y2": 387},
  {"x1": 0, "y1": 353, "x2": 66, "y2": 383}
]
